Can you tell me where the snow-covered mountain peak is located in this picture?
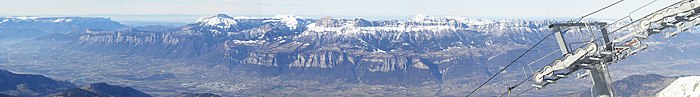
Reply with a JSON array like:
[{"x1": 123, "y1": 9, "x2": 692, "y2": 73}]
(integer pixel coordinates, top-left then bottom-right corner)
[
  {"x1": 213, "y1": 13, "x2": 233, "y2": 18},
  {"x1": 268, "y1": 15, "x2": 302, "y2": 30},
  {"x1": 195, "y1": 14, "x2": 238, "y2": 29},
  {"x1": 411, "y1": 15, "x2": 436, "y2": 22}
]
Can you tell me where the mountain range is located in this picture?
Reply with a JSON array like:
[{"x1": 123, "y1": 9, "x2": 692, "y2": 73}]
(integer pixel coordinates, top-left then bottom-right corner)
[
  {"x1": 22, "y1": 14, "x2": 557, "y2": 85},
  {"x1": 0, "y1": 17, "x2": 125, "y2": 43},
  {"x1": 1, "y1": 14, "x2": 699, "y2": 96}
]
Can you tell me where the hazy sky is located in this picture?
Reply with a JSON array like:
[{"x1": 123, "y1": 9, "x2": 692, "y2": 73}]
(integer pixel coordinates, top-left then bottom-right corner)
[{"x1": 0, "y1": 0, "x2": 679, "y2": 19}]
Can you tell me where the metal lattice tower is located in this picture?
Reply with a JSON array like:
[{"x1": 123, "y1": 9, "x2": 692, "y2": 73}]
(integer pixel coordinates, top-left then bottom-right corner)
[{"x1": 532, "y1": 0, "x2": 700, "y2": 97}]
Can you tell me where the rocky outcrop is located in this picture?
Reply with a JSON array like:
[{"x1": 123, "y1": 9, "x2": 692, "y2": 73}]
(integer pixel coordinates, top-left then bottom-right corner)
[{"x1": 313, "y1": 17, "x2": 341, "y2": 27}]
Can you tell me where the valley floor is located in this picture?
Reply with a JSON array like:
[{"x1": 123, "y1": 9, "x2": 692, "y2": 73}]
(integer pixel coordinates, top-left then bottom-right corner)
[{"x1": 1, "y1": 39, "x2": 700, "y2": 97}]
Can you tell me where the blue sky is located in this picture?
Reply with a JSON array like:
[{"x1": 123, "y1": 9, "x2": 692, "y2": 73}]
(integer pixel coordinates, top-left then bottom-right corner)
[{"x1": 0, "y1": 0, "x2": 679, "y2": 21}]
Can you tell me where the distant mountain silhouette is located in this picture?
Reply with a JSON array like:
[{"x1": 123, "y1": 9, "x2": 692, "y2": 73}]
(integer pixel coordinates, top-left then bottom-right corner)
[
  {"x1": 0, "y1": 69, "x2": 76, "y2": 96},
  {"x1": 76, "y1": 83, "x2": 152, "y2": 97}
]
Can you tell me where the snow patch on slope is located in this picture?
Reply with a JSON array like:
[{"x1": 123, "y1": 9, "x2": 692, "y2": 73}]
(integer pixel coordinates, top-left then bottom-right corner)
[
  {"x1": 232, "y1": 40, "x2": 265, "y2": 45},
  {"x1": 657, "y1": 76, "x2": 700, "y2": 97},
  {"x1": 301, "y1": 15, "x2": 548, "y2": 37},
  {"x1": 52, "y1": 18, "x2": 73, "y2": 22},
  {"x1": 13, "y1": 16, "x2": 39, "y2": 20}
]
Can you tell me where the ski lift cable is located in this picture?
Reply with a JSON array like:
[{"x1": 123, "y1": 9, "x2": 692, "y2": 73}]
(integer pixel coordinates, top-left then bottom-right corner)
[
  {"x1": 465, "y1": 31, "x2": 556, "y2": 97},
  {"x1": 497, "y1": 50, "x2": 564, "y2": 97},
  {"x1": 573, "y1": 0, "x2": 685, "y2": 53}
]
